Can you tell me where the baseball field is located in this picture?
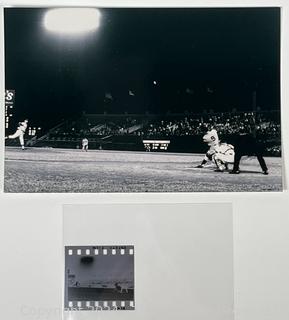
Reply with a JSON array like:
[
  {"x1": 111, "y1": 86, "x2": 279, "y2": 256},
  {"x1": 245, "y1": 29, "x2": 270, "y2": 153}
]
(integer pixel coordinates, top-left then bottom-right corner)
[{"x1": 4, "y1": 147, "x2": 282, "y2": 193}]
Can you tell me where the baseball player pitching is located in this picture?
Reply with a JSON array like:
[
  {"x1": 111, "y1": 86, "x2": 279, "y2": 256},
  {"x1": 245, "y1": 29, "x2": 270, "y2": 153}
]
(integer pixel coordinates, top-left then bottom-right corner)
[{"x1": 6, "y1": 119, "x2": 28, "y2": 150}]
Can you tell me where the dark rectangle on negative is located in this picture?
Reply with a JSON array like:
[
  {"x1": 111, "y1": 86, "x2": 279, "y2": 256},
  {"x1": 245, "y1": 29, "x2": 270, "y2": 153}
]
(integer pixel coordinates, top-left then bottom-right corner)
[{"x1": 67, "y1": 287, "x2": 134, "y2": 301}]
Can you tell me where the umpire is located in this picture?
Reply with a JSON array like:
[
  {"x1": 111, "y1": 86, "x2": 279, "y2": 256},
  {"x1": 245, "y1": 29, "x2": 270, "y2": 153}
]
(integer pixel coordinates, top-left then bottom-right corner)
[{"x1": 230, "y1": 130, "x2": 268, "y2": 175}]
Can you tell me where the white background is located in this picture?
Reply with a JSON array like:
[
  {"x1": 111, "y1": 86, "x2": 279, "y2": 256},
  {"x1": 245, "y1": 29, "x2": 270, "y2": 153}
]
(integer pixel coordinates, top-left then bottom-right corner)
[{"x1": 0, "y1": 1, "x2": 289, "y2": 320}]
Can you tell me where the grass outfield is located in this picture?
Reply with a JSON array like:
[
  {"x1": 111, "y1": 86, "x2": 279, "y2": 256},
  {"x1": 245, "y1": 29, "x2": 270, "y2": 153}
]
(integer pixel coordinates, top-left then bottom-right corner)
[{"x1": 4, "y1": 147, "x2": 282, "y2": 192}]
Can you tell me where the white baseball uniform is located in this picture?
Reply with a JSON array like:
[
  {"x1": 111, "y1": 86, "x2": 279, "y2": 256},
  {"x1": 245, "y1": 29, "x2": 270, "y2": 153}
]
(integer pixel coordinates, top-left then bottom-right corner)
[
  {"x1": 200, "y1": 129, "x2": 235, "y2": 171},
  {"x1": 82, "y1": 138, "x2": 88, "y2": 151},
  {"x1": 8, "y1": 120, "x2": 28, "y2": 149}
]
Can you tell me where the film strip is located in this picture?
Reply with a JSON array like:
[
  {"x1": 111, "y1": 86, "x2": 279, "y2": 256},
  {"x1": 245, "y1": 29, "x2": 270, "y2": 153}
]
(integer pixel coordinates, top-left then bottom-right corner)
[
  {"x1": 65, "y1": 245, "x2": 135, "y2": 311},
  {"x1": 67, "y1": 300, "x2": 135, "y2": 311}
]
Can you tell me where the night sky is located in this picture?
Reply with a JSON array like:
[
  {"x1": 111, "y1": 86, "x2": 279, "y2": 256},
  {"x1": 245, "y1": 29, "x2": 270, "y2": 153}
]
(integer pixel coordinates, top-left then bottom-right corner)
[{"x1": 4, "y1": 8, "x2": 280, "y2": 129}]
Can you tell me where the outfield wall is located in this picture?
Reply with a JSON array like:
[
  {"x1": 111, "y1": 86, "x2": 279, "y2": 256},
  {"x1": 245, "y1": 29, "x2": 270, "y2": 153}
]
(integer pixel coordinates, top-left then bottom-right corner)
[{"x1": 27, "y1": 134, "x2": 281, "y2": 156}]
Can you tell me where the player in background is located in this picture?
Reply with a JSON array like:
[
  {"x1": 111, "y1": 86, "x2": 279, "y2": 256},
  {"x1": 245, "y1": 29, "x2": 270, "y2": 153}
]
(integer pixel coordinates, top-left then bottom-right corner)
[
  {"x1": 5, "y1": 119, "x2": 28, "y2": 150},
  {"x1": 197, "y1": 129, "x2": 235, "y2": 172},
  {"x1": 82, "y1": 138, "x2": 89, "y2": 151}
]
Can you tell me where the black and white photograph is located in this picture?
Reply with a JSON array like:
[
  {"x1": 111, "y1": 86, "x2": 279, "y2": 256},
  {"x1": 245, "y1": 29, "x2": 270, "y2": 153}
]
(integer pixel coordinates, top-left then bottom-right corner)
[
  {"x1": 4, "y1": 7, "x2": 282, "y2": 192},
  {"x1": 65, "y1": 245, "x2": 135, "y2": 311}
]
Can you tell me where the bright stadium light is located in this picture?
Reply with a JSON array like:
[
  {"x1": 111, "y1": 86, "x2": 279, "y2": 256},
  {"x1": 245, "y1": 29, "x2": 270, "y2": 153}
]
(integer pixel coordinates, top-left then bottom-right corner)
[{"x1": 44, "y1": 8, "x2": 101, "y2": 34}]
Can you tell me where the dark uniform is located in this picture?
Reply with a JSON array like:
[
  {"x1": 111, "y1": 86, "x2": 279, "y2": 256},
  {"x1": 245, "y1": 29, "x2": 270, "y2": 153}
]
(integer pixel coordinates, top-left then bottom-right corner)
[{"x1": 230, "y1": 133, "x2": 268, "y2": 174}]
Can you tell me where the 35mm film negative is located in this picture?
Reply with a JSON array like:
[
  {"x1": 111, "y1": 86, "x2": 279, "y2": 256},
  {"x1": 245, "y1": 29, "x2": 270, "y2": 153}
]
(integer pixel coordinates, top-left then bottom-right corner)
[{"x1": 65, "y1": 246, "x2": 135, "y2": 311}]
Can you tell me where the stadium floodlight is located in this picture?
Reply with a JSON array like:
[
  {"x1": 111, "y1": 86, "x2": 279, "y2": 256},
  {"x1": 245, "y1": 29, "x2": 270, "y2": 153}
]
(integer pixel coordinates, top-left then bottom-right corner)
[{"x1": 44, "y1": 8, "x2": 101, "y2": 34}]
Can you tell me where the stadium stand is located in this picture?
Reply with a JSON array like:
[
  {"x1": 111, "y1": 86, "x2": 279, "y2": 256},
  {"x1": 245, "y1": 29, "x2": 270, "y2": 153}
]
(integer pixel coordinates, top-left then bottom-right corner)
[{"x1": 26, "y1": 111, "x2": 281, "y2": 155}]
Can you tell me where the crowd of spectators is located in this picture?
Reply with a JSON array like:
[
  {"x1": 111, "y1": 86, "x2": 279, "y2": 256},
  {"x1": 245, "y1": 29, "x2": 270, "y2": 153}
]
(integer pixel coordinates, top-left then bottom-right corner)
[
  {"x1": 138, "y1": 112, "x2": 281, "y2": 139},
  {"x1": 48, "y1": 111, "x2": 281, "y2": 141}
]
